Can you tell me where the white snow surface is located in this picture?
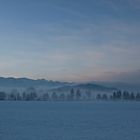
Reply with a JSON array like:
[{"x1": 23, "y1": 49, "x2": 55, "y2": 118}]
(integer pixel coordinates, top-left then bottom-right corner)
[{"x1": 0, "y1": 101, "x2": 140, "y2": 140}]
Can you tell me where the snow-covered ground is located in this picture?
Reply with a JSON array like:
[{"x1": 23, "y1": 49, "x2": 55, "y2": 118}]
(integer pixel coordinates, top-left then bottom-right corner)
[{"x1": 0, "y1": 101, "x2": 140, "y2": 140}]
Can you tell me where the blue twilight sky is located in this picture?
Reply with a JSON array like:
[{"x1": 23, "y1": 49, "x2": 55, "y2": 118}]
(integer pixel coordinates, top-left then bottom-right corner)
[{"x1": 0, "y1": 0, "x2": 140, "y2": 83}]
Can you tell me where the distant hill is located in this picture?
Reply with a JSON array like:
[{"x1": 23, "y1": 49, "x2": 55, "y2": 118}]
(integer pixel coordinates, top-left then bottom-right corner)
[
  {"x1": 0, "y1": 77, "x2": 117, "y2": 93},
  {"x1": 90, "y1": 81, "x2": 140, "y2": 92},
  {"x1": 75, "y1": 83, "x2": 116, "y2": 91},
  {"x1": 0, "y1": 77, "x2": 68, "y2": 88},
  {"x1": 48, "y1": 83, "x2": 117, "y2": 93}
]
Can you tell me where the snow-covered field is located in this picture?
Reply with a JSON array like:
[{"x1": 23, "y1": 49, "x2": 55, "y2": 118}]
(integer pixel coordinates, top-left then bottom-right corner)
[{"x1": 0, "y1": 101, "x2": 140, "y2": 140}]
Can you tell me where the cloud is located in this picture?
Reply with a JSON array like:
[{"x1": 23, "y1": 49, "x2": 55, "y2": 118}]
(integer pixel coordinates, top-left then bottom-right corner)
[
  {"x1": 101, "y1": 0, "x2": 140, "y2": 10},
  {"x1": 0, "y1": 19, "x2": 140, "y2": 82},
  {"x1": 96, "y1": 70, "x2": 140, "y2": 84},
  {"x1": 128, "y1": 0, "x2": 140, "y2": 9},
  {"x1": 0, "y1": 0, "x2": 140, "y2": 82}
]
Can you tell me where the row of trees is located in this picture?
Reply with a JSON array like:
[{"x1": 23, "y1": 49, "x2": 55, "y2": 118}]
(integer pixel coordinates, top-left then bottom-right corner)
[
  {"x1": 96, "y1": 91, "x2": 140, "y2": 101},
  {"x1": 0, "y1": 88, "x2": 85, "y2": 101},
  {"x1": 0, "y1": 88, "x2": 140, "y2": 101}
]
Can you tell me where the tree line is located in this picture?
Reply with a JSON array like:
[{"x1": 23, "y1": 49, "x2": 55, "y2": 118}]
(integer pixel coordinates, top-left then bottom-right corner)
[
  {"x1": 96, "y1": 90, "x2": 140, "y2": 101},
  {"x1": 0, "y1": 88, "x2": 140, "y2": 101}
]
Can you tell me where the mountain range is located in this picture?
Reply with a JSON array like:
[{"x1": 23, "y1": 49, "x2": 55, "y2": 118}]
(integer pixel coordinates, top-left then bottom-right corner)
[
  {"x1": 0, "y1": 77, "x2": 117, "y2": 93},
  {"x1": 0, "y1": 77, "x2": 139, "y2": 93}
]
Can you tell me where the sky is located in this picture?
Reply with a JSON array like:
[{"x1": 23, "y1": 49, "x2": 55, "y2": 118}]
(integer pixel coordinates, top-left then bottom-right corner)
[{"x1": 0, "y1": 0, "x2": 140, "y2": 83}]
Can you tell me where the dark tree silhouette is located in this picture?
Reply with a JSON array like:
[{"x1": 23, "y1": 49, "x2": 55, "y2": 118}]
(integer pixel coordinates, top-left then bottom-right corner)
[
  {"x1": 85, "y1": 90, "x2": 91, "y2": 100},
  {"x1": 113, "y1": 92, "x2": 117, "y2": 100},
  {"x1": 29, "y1": 87, "x2": 37, "y2": 100},
  {"x1": 59, "y1": 93, "x2": 65, "y2": 101},
  {"x1": 69, "y1": 88, "x2": 75, "y2": 101},
  {"x1": 66, "y1": 89, "x2": 75, "y2": 101},
  {"x1": 42, "y1": 93, "x2": 49, "y2": 101},
  {"x1": 51, "y1": 92, "x2": 58, "y2": 101},
  {"x1": 102, "y1": 94, "x2": 108, "y2": 100},
  {"x1": 0, "y1": 91, "x2": 6, "y2": 100},
  {"x1": 123, "y1": 91, "x2": 130, "y2": 100},
  {"x1": 23, "y1": 87, "x2": 37, "y2": 101},
  {"x1": 22, "y1": 92, "x2": 27, "y2": 100},
  {"x1": 9, "y1": 93, "x2": 16, "y2": 100},
  {"x1": 9, "y1": 89, "x2": 20, "y2": 100},
  {"x1": 130, "y1": 92, "x2": 135, "y2": 100},
  {"x1": 96, "y1": 94, "x2": 101, "y2": 100},
  {"x1": 117, "y1": 91, "x2": 122, "y2": 99},
  {"x1": 136, "y1": 93, "x2": 140, "y2": 101},
  {"x1": 76, "y1": 89, "x2": 81, "y2": 100}
]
